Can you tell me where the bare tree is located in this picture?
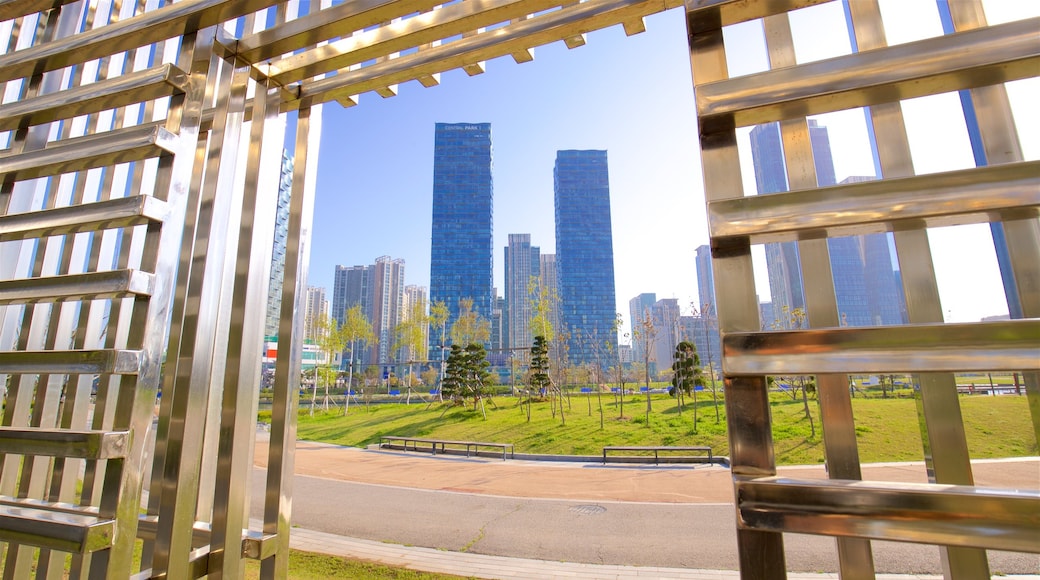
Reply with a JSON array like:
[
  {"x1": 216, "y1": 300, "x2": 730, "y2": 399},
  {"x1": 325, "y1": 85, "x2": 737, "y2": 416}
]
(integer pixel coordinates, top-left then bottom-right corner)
[{"x1": 633, "y1": 308, "x2": 657, "y2": 426}]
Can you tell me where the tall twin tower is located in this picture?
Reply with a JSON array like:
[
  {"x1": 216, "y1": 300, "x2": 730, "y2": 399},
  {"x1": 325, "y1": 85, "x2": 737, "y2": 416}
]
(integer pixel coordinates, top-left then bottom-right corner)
[{"x1": 430, "y1": 123, "x2": 617, "y2": 364}]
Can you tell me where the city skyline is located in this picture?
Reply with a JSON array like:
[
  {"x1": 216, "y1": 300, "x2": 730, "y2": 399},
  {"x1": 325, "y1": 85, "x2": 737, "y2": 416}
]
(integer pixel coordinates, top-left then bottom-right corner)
[{"x1": 307, "y1": 2, "x2": 1038, "y2": 336}]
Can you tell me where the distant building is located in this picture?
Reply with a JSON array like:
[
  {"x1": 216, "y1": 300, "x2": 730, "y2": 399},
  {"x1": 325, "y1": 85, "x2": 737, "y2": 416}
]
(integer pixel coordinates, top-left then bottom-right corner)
[
  {"x1": 628, "y1": 293, "x2": 656, "y2": 364},
  {"x1": 332, "y1": 265, "x2": 369, "y2": 326},
  {"x1": 554, "y1": 150, "x2": 618, "y2": 364},
  {"x1": 680, "y1": 314, "x2": 721, "y2": 377},
  {"x1": 504, "y1": 234, "x2": 540, "y2": 353},
  {"x1": 695, "y1": 244, "x2": 715, "y2": 316},
  {"x1": 402, "y1": 284, "x2": 428, "y2": 362},
  {"x1": 759, "y1": 301, "x2": 775, "y2": 331},
  {"x1": 750, "y1": 122, "x2": 905, "y2": 328},
  {"x1": 538, "y1": 253, "x2": 562, "y2": 361},
  {"x1": 618, "y1": 343, "x2": 633, "y2": 365},
  {"x1": 303, "y1": 286, "x2": 328, "y2": 343},
  {"x1": 490, "y1": 291, "x2": 507, "y2": 366},
  {"x1": 264, "y1": 151, "x2": 294, "y2": 338},
  {"x1": 368, "y1": 256, "x2": 406, "y2": 365},
  {"x1": 430, "y1": 122, "x2": 494, "y2": 352},
  {"x1": 651, "y1": 298, "x2": 681, "y2": 373}
]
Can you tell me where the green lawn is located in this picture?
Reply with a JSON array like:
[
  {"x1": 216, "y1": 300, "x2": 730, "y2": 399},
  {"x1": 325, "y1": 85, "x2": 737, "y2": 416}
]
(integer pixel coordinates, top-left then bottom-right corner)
[
  {"x1": 285, "y1": 391, "x2": 1037, "y2": 465},
  {"x1": 243, "y1": 551, "x2": 473, "y2": 579}
]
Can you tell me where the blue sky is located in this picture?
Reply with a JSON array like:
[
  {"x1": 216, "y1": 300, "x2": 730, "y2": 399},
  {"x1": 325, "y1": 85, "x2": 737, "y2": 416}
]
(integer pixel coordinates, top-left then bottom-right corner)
[{"x1": 306, "y1": 1, "x2": 1038, "y2": 335}]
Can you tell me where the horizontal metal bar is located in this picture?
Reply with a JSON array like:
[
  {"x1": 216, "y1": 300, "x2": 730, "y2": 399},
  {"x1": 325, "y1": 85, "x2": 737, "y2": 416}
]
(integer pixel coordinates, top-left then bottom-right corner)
[
  {"x1": 0, "y1": 0, "x2": 282, "y2": 84},
  {"x1": 290, "y1": 0, "x2": 683, "y2": 109},
  {"x1": 696, "y1": 17, "x2": 1040, "y2": 130},
  {"x1": 0, "y1": 349, "x2": 142, "y2": 374},
  {"x1": 708, "y1": 161, "x2": 1040, "y2": 243},
  {"x1": 0, "y1": 195, "x2": 167, "y2": 242},
  {"x1": 0, "y1": 504, "x2": 113, "y2": 553},
  {"x1": 0, "y1": 0, "x2": 78, "y2": 22},
  {"x1": 685, "y1": 0, "x2": 826, "y2": 34},
  {"x1": 237, "y1": 0, "x2": 442, "y2": 65},
  {"x1": 0, "y1": 64, "x2": 190, "y2": 132},
  {"x1": 0, "y1": 428, "x2": 129, "y2": 459},
  {"x1": 0, "y1": 269, "x2": 154, "y2": 304},
  {"x1": 0, "y1": 124, "x2": 178, "y2": 182},
  {"x1": 267, "y1": 0, "x2": 570, "y2": 85},
  {"x1": 737, "y1": 477, "x2": 1040, "y2": 553},
  {"x1": 723, "y1": 319, "x2": 1039, "y2": 375},
  {"x1": 0, "y1": 496, "x2": 99, "y2": 518},
  {"x1": 137, "y1": 516, "x2": 277, "y2": 560}
]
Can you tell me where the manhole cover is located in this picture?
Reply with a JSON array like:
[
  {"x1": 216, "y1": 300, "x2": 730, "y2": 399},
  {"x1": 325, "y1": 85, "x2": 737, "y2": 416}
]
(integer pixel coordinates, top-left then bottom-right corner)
[{"x1": 569, "y1": 504, "x2": 606, "y2": 516}]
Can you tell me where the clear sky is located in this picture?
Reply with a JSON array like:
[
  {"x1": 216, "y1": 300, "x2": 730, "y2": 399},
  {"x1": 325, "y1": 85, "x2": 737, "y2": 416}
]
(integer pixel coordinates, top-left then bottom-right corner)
[{"x1": 306, "y1": 0, "x2": 1038, "y2": 338}]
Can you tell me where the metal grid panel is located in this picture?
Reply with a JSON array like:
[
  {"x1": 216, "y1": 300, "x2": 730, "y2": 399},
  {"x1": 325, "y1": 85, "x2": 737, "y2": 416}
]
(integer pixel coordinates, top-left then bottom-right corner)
[
  {"x1": 687, "y1": 0, "x2": 1039, "y2": 578},
  {"x1": 1, "y1": 0, "x2": 688, "y2": 576}
]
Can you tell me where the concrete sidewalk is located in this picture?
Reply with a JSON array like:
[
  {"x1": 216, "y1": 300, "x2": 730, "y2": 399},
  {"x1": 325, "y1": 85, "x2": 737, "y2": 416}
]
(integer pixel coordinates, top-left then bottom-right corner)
[
  {"x1": 282, "y1": 524, "x2": 958, "y2": 580},
  {"x1": 254, "y1": 436, "x2": 1040, "y2": 579}
]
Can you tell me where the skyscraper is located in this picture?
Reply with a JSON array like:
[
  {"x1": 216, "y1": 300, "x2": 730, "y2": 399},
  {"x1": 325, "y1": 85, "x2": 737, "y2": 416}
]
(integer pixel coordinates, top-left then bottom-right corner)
[
  {"x1": 332, "y1": 264, "x2": 369, "y2": 326},
  {"x1": 504, "y1": 233, "x2": 540, "y2": 353},
  {"x1": 303, "y1": 286, "x2": 328, "y2": 343},
  {"x1": 628, "y1": 293, "x2": 656, "y2": 363},
  {"x1": 264, "y1": 151, "x2": 294, "y2": 338},
  {"x1": 749, "y1": 121, "x2": 905, "y2": 328},
  {"x1": 554, "y1": 150, "x2": 617, "y2": 364},
  {"x1": 369, "y1": 256, "x2": 406, "y2": 365},
  {"x1": 430, "y1": 123, "x2": 494, "y2": 349},
  {"x1": 402, "y1": 284, "x2": 429, "y2": 362},
  {"x1": 695, "y1": 244, "x2": 715, "y2": 315}
]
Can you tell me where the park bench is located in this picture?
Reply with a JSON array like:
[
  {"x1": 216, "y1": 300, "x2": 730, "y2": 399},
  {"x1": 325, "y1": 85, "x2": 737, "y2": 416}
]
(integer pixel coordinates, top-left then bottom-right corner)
[
  {"x1": 380, "y1": 436, "x2": 514, "y2": 460},
  {"x1": 602, "y1": 445, "x2": 713, "y2": 465}
]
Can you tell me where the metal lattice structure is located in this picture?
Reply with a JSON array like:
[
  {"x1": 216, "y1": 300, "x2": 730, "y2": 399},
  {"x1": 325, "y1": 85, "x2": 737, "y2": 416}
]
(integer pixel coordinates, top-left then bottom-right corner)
[
  {"x1": 0, "y1": 0, "x2": 1035, "y2": 577},
  {"x1": 688, "y1": 1, "x2": 1039, "y2": 578}
]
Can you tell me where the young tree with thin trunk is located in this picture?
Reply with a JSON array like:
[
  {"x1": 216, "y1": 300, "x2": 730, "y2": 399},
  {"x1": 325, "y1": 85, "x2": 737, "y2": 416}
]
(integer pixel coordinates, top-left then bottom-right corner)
[
  {"x1": 394, "y1": 297, "x2": 428, "y2": 404},
  {"x1": 671, "y1": 341, "x2": 704, "y2": 431},
  {"x1": 428, "y1": 300, "x2": 449, "y2": 398},
  {"x1": 450, "y1": 298, "x2": 490, "y2": 346},
  {"x1": 633, "y1": 308, "x2": 657, "y2": 426},
  {"x1": 313, "y1": 315, "x2": 346, "y2": 415},
  {"x1": 341, "y1": 305, "x2": 374, "y2": 415}
]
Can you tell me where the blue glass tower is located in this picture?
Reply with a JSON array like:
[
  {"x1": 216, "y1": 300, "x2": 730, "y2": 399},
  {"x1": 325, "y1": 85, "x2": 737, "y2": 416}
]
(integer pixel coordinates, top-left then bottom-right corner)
[
  {"x1": 750, "y1": 121, "x2": 905, "y2": 327},
  {"x1": 554, "y1": 150, "x2": 617, "y2": 364},
  {"x1": 430, "y1": 123, "x2": 494, "y2": 348}
]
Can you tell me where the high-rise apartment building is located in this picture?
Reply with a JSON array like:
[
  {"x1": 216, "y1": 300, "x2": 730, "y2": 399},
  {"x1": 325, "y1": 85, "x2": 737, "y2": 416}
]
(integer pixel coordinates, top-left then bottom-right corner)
[
  {"x1": 430, "y1": 123, "x2": 495, "y2": 350},
  {"x1": 332, "y1": 265, "x2": 369, "y2": 326},
  {"x1": 402, "y1": 284, "x2": 429, "y2": 362},
  {"x1": 504, "y1": 234, "x2": 540, "y2": 353},
  {"x1": 264, "y1": 151, "x2": 294, "y2": 338},
  {"x1": 695, "y1": 244, "x2": 715, "y2": 315},
  {"x1": 750, "y1": 121, "x2": 905, "y2": 328},
  {"x1": 303, "y1": 286, "x2": 328, "y2": 343},
  {"x1": 554, "y1": 150, "x2": 617, "y2": 364},
  {"x1": 629, "y1": 293, "x2": 656, "y2": 363},
  {"x1": 368, "y1": 256, "x2": 406, "y2": 365},
  {"x1": 651, "y1": 298, "x2": 681, "y2": 372}
]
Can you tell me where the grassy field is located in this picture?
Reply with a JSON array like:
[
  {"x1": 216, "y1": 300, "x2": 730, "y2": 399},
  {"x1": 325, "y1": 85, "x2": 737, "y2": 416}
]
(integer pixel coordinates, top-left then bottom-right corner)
[
  {"x1": 284, "y1": 391, "x2": 1037, "y2": 465},
  {"x1": 242, "y1": 551, "x2": 472, "y2": 579}
]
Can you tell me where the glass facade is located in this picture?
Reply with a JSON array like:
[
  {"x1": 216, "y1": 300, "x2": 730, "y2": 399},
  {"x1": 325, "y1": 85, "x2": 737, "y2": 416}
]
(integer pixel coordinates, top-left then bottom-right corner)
[
  {"x1": 554, "y1": 150, "x2": 617, "y2": 364},
  {"x1": 750, "y1": 121, "x2": 905, "y2": 328},
  {"x1": 504, "y1": 233, "x2": 540, "y2": 352},
  {"x1": 264, "y1": 150, "x2": 294, "y2": 338},
  {"x1": 430, "y1": 123, "x2": 495, "y2": 348}
]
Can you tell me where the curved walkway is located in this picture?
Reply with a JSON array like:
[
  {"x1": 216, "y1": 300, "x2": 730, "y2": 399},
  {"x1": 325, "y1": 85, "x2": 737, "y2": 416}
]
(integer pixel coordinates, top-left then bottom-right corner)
[{"x1": 253, "y1": 435, "x2": 1040, "y2": 579}]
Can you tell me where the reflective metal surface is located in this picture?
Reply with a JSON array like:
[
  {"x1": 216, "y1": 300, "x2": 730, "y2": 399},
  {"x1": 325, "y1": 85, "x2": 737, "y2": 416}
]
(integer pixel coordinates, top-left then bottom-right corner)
[
  {"x1": 1, "y1": 0, "x2": 1035, "y2": 576},
  {"x1": 2, "y1": 0, "x2": 685, "y2": 576},
  {"x1": 689, "y1": 0, "x2": 1039, "y2": 578}
]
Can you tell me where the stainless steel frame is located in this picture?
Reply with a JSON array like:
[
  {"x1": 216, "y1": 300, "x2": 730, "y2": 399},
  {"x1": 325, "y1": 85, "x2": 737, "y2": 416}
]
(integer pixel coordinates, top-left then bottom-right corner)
[
  {"x1": 0, "y1": 0, "x2": 1035, "y2": 577},
  {"x1": 689, "y1": 1, "x2": 1039, "y2": 579}
]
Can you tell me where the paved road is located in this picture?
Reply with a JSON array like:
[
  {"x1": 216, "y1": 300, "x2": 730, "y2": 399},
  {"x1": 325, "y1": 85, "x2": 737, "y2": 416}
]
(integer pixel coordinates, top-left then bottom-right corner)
[{"x1": 250, "y1": 440, "x2": 1040, "y2": 575}]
